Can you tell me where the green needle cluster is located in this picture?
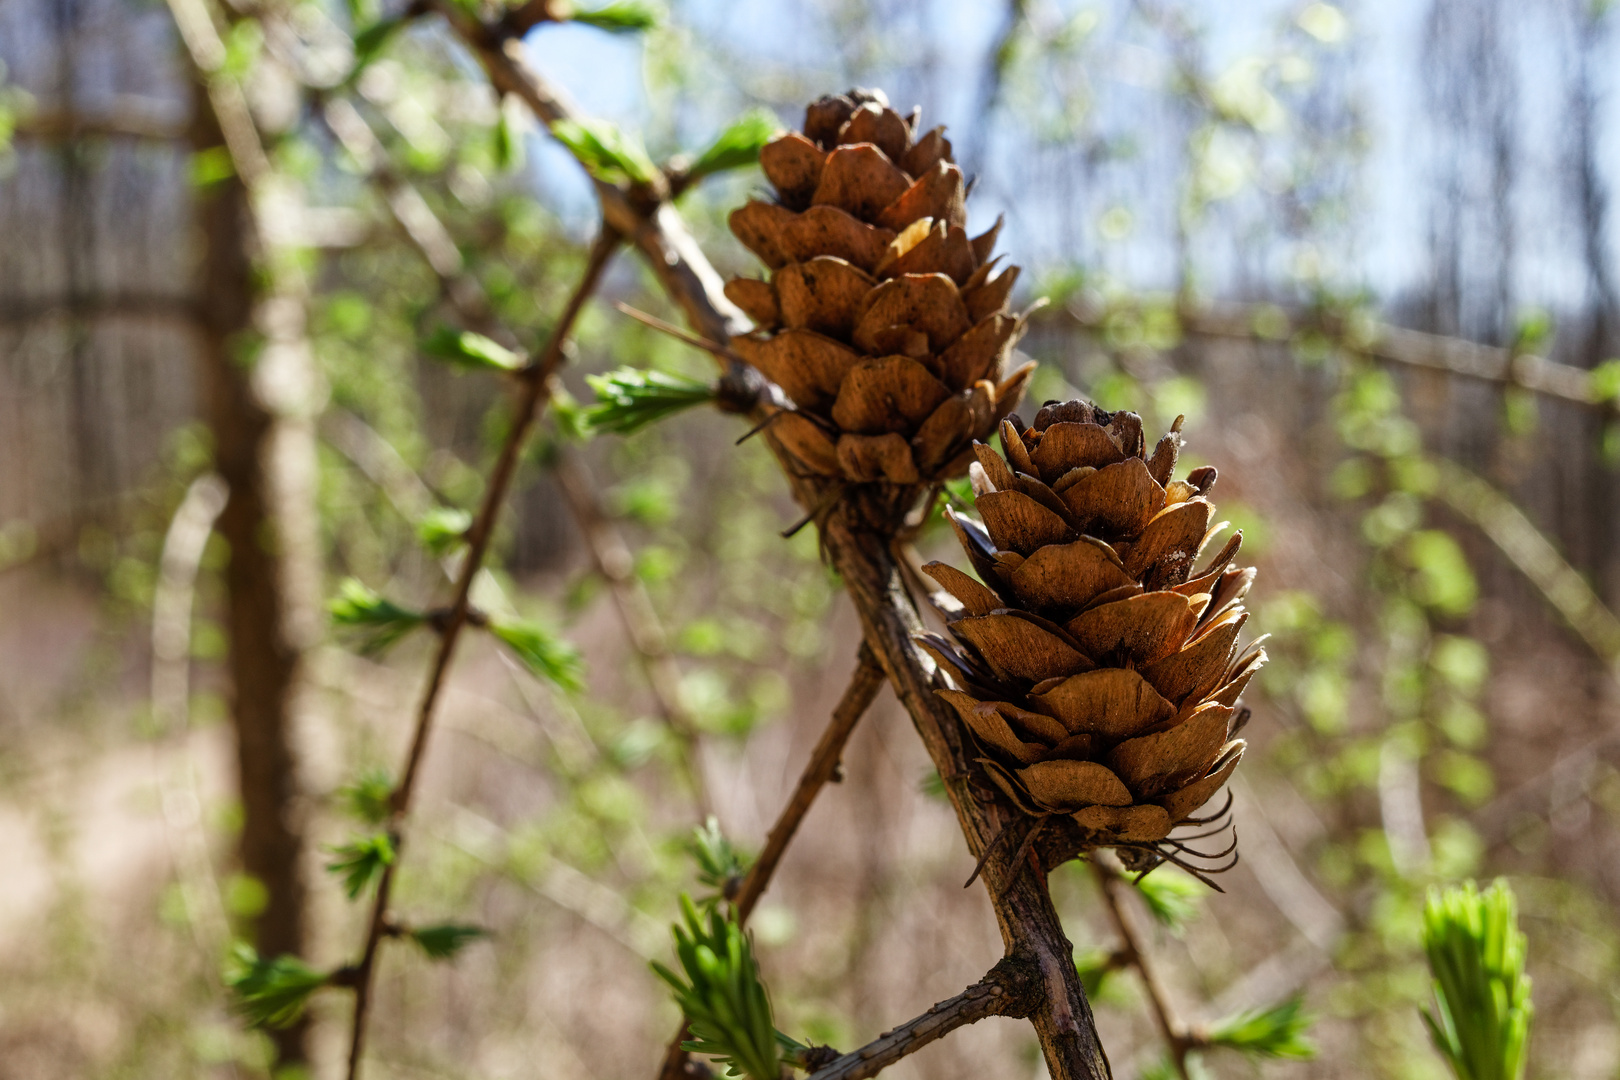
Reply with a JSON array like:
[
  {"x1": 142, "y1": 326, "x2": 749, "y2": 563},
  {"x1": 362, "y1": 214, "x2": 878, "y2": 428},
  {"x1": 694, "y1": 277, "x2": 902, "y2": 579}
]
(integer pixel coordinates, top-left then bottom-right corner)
[
  {"x1": 652, "y1": 896, "x2": 801, "y2": 1080},
  {"x1": 1422, "y1": 880, "x2": 1533, "y2": 1080}
]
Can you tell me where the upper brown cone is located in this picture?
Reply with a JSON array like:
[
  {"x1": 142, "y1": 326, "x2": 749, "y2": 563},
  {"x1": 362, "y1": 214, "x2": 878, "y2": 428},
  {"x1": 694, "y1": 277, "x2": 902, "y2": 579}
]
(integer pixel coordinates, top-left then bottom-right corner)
[
  {"x1": 918, "y1": 399, "x2": 1263, "y2": 857},
  {"x1": 726, "y1": 88, "x2": 1034, "y2": 487}
]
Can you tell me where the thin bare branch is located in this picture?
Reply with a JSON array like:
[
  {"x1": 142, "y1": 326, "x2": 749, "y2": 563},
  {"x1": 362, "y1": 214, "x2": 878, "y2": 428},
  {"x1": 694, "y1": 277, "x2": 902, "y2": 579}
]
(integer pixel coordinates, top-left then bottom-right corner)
[
  {"x1": 734, "y1": 644, "x2": 885, "y2": 920},
  {"x1": 1091, "y1": 851, "x2": 1194, "y2": 1078},
  {"x1": 803, "y1": 954, "x2": 1045, "y2": 1080},
  {"x1": 346, "y1": 227, "x2": 619, "y2": 1080}
]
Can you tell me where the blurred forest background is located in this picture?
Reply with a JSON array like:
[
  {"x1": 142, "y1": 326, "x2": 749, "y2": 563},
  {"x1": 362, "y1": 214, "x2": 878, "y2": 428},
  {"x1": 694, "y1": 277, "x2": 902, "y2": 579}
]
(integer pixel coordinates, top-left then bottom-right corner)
[{"x1": 1, "y1": 0, "x2": 1618, "y2": 1077}]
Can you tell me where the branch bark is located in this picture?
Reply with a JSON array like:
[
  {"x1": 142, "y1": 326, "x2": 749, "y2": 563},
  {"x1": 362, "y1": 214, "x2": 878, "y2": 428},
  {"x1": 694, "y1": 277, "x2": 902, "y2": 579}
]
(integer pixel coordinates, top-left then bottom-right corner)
[
  {"x1": 815, "y1": 522, "x2": 1114, "y2": 1080},
  {"x1": 802, "y1": 953, "x2": 1046, "y2": 1080}
]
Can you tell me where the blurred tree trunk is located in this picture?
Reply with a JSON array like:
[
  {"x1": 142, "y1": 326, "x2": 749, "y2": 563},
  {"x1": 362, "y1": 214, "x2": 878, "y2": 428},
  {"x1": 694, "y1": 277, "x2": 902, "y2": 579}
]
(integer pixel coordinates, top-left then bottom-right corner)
[{"x1": 190, "y1": 81, "x2": 320, "y2": 1068}]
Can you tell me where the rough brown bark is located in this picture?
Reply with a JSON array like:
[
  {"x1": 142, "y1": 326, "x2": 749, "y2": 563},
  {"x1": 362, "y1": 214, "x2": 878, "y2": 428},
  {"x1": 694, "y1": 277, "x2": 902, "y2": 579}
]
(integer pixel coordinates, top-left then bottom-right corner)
[
  {"x1": 816, "y1": 517, "x2": 1114, "y2": 1080},
  {"x1": 191, "y1": 82, "x2": 315, "y2": 1067}
]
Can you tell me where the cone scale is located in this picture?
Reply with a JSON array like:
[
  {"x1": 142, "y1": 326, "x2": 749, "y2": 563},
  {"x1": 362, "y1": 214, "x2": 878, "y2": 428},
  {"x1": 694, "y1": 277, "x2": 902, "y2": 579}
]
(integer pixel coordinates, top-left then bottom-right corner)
[
  {"x1": 726, "y1": 89, "x2": 1034, "y2": 498},
  {"x1": 920, "y1": 400, "x2": 1263, "y2": 868}
]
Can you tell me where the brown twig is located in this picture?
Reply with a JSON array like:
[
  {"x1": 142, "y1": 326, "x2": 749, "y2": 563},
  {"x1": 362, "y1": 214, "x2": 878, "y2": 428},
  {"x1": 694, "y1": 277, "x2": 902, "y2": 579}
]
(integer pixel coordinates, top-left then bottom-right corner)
[
  {"x1": 801, "y1": 953, "x2": 1046, "y2": 1080},
  {"x1": 734, "y1": 644, "x2": 885, "y2": 920},
  {"x1": 345, "y1": 227, "x2": 619, "y2": 1080},
  {"x1": 1090, "y1": 852, "x2": 1197, "y2": 1078}
]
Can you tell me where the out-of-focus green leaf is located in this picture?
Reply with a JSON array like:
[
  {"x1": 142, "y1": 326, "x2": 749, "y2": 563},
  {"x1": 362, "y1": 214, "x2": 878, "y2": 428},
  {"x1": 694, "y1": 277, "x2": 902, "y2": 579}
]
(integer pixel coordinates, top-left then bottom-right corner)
[
  {"x1": 224, "y1": 943, "x2": 329, "y2": 1029},
  {"x1": 328, "y1": 578, "x2": 426, "y2": 654},
  {"x1": 651, "y1": 895, "x2": 802, "y2": 1080},
  {"x1": 685, "y1": 109, "x2": 781, "y2": 183},
  {"x1": 326, "y1": 833, "x2": 396, "y2": 899},
  {"x1": 417, "y1": 506, "x2": 473, "y2": 556},
  {"x1": 409, "y1": 923, "x2": 488, "y2": 960},
  {"x1": 1421, "y1": 880, "x2": 1532, "y2": 1080},
  {"x1": 1206, "y1": 993, "x2": 1316, "y2": 1059},
  {"x1": 567, "y1": 0, "x2": 662, "y2": 32},
  {"x1": 1134, "y1": 866, "x2": 1205, "y2": 934},
  {"x1": 422, "y1": 326, "x2": 526, "y2": 372},
  {"x1": 549, "y1": 117, "x2": 657, "y2": 185},
  {"x1": 349, "y1": 15, "x2": 406, "y2": 77},
  {"x1": 1073, "y1": 948, "x2": 1120, "y2": 999},
  {"x1": 493, "y1": 105, "x2": 525, "y2": 173},
  {"x1": 338, "y1": 767, "x2": 394, "y2": 825},
  {"x1": 1589, "y1": 358, "x2": 1620, "y2": 404},
  {"x1": 585, "y1": 367, "x2": 715, "y2": 435},
  {"x1": 487, "y1": 615, "x2": 584, "y2": 691}
]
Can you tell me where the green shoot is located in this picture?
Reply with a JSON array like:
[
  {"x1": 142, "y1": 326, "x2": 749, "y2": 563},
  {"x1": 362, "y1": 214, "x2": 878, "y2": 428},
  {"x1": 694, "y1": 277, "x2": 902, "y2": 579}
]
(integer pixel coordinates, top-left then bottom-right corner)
[
  {"x1": 326, "y1": 833, "x2": 396, "y2": 899},
  {"x1": 567, "y1": 0, "x2": 662, "y2": 32},
  {"x1": 688, "y1": 816, "x2": 750, "y2": 906},
  {"x1": 417, "y1": 506, "x2": 473, "y2": 556},
  {"x1": 651, "y1": 896, "x2": 803, "y2": 1080},
  {"x1": 1421, "y1": 880, "x2": 1533, "y2": 1080},
  {"x1": 224, "y1": 943, "x2": 329, "y2": 1029},
  {"x1": 409, "y1": 923, "x2": 488, "y2": 960},
  {"x1": 685, "y1": 109, "x2": 781, "y2": 183},
  {"x1": 338, "y1": 767, "x2": 394, "y2": 825},
  {"x1": 487, "y1": 614, "x2": 584, "y2": 691},
  {"x1": 1206, "y1": 993, "x2": 1316, "y2": 1059},
  {"x1": 422, "y1": 326, "x2": 526, "y2": 372},
  {"x1": 328, "y1": 578, "x2": 426, "y2": 654},
  {"x1": 585, "y1": 367, "x2": 716, "y2": 435},
  {"x1": 1134, "y1": 866, "x2": 1204, "y2": 935},
  {"x1": 550, "y1": 117, "x2": 658, "y2": 185}
]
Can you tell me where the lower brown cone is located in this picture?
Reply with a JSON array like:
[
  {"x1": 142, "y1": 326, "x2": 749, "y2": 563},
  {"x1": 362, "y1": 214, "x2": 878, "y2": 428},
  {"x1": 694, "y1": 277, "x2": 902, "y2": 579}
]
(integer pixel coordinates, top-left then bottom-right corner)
[{"x1": 918, "y1": 399, "x2": 1263, "y2": 882}]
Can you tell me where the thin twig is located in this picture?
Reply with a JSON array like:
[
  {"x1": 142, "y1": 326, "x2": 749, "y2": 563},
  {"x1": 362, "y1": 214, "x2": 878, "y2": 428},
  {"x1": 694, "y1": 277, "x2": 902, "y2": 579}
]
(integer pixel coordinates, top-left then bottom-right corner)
[
  {"x1": 802, "y1": 954, "x2": 1045, "y2": 1080},
  {"x1": 346, "y1": 228, "x2": 619, "y2": 1080},
  {"x1": 1091, "y1": 852, "x2": 1195, "y2": 1078},
  {"x1": 734, "y1": 643, "x2": 886, "y2": 920}
]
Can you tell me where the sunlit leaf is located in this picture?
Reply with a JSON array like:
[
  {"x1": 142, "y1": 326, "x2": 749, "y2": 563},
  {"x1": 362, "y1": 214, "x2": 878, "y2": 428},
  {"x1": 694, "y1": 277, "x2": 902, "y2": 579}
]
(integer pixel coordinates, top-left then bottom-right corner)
[
  {"x1": 224, "y1": 943, "x2": 328, "y2": 1029},
  {"x1": 567, "y1": 0, "x2": 662, "y2": 32},
  {"x1": 549, "y1": 117, "x2": 658, "y2": 185},
  {"x1": 326, "y1": 833, "x2": 396, "y2": 899},
  {"x1": 1207, "y1": 993, "x2": 1317, "y2": 1060},
  {"x1": 585, "y1": 367, "x2": 715, "y2": 435},
  {"x1": 417, "y1": 506, "x2": 473, "y2": 556},
  {"x1": 685, "y1": 109, "x2": 781, "y2": 183},
  {"x1": 328, "y1": 578, "x2": 426, "y2": 654},
  {"x1": 487, "y1": 615, "x2": 584, "y2": 691},
  {"x1": 422, "y1": 326, "x2": 526, "y2": 372}
]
